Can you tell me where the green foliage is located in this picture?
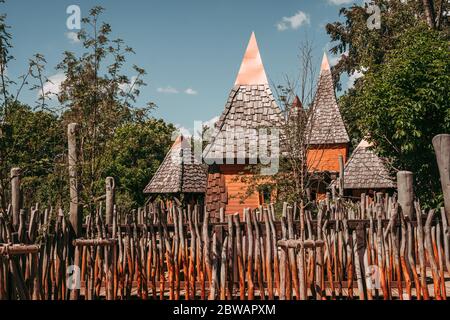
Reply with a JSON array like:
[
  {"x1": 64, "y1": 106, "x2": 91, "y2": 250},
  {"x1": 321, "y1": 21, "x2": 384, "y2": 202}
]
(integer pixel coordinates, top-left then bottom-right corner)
[
  {"x1": 56, "y1": 6, "x2": 154, "y2": 208},
  {"x1": 326, "y1": 0, "x2": 449, "y2": 89},
  {"x1": 0, "y1": 102, "x2": 65, "y2": 207},
  {"x1": 340, "y1": 25, "x2": 450, "y2": 206},
  {"x1": 0, "y1": 5, "x2": 175, "y2": 213},
  {"x1": 102, "y1": 119, "x2": 176, "y2": 210}
]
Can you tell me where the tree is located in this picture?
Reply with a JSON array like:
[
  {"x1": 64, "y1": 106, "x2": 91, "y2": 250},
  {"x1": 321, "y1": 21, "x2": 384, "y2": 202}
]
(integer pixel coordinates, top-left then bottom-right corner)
[
  {"x1": 102, "y1": 119, "x2": 176, "y2": 210},
  {"x1": 422, "y1": 0, "x2": 448, "y2": 29},
  {"x1": 340, "y1": 25, "x2": 450, "y2": 206},
  {"x1": 56, "y1": 6, "x2": 154, "y2": 211},
  {"x1": 326, "y1": 0, "x2": 449, "y2": 89},
  {"x1": 0, "y1": 102, "x2": 65, "y2": 208},
  {"x1": 0, "y1": 0, "x2": 57, "y2": 208}
]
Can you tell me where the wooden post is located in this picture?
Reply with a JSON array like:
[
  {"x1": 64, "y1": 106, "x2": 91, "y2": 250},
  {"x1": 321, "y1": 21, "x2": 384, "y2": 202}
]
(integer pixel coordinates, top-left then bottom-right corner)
[
  {"x1": 397, "y1": 171, "x2": 414, "y2": 218},
  {"x1": 360, "y1": 193, "x2": 366, "y2": 219},
  {"x1": 10, "y1": 167, "x2": 21, "y2": 231},
  {"x1": 105, "y1": 177, "x2": 115, "y2": 226},
  {"x1": 433, "y1": 134, "x2": 450, "y2": 223},
  {"x1": 68, "y1": 123, "x2": 82, "y2": 237},
  {"x1": 338, "y1": 155, "x2": 344, "y2": 198}
]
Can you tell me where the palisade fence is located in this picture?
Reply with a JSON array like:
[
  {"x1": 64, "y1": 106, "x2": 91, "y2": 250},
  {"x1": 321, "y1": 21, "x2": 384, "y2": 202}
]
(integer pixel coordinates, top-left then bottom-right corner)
[{"x1": 0, "y1": 126, "x2": 449, "y2": 301}]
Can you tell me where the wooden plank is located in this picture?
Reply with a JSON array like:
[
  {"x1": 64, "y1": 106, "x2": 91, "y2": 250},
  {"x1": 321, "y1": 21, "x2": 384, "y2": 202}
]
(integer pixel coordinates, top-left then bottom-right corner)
[{"x1": 433, "y1": 134, "x2": 450, "y2": 223}]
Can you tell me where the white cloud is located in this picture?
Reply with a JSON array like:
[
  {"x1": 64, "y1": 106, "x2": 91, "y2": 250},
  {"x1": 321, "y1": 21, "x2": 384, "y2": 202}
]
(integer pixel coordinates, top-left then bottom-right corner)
[
  {"x1": 347, "y1": 69, "x2": 364, "y2": 89},
  {"x1": 157, "y1": 86, "x2": 179, "y2": 94},
  {"x1": 203, "y1": 116, "x2": 219, "y2": 129},
  {"x1": 174, "y1": 125, "x2": 192, "y2": 138},
  {"x1": 276, "y1": 11, "x2": 310, "y2": 31},
  {"x1": 329, "y1": 52, "x2": 348, "y2": 67},
  {"x1": 184, "y1": 88, "x2": 198, "y2": 95},
  {"x1": 65, "y1": 31, "x2": 80, "y2": 44},
  {"x1": 329, "y1": 56, "x2": 341, "y2": 67},
  {"x1": 157, "y1": 86, "x2": 198, "y2": 95},
  {"x1": 119, "y1": 76, "x2": 139, "y2": 93},
  {"x1": 42, "y1": 73, "x2": 66, "y2": 97},
  {"x1": 328, "y1": 0, "x2": 354, "y2": 5}
]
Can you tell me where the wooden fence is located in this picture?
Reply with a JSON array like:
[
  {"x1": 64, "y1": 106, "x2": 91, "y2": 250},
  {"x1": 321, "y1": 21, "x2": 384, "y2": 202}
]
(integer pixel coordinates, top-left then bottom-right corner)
[
  {"x1": 0, "y1": 193, "x2": 449, "y2": 300},
  {"x1": 0, "y1": 130, "x2": 449, "y2": 300}
]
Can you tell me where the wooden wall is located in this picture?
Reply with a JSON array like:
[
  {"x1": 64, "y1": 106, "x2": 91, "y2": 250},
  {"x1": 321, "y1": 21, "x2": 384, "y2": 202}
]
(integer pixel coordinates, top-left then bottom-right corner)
[
  {"x1": 206, "y1": 164, "x2": 261, "y2": 218},
  {"x1": 307, "y1": 143, "x2": 348, "y2": 172},
  {"x1": 220, "y1": 164, "x2": 261, "y2": 216},
  {"x1": 207, "y1": 143, "x2": 348, "y2": 217}
]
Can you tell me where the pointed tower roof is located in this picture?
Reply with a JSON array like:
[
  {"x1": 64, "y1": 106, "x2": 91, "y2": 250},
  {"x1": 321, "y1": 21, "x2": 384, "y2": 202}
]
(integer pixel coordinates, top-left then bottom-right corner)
[
  {"x1": 234, "y1": 32, "x2": 269, "y2": 85},
  {"x1": 144, "y1": 135, "x2": 207, "y2": 194},
  {"x1": 288, "y1": 95, "x2": 303, "y2": 119},
  {"x1": 308, "y1": 53, "x2": 349, "y2": 145},
  {"x1": 320, "y1": 52, "x2": 330, "y2": 72},
  {"x1": 339, "y1": 139, "x2": 396, "y2": 189},
  {"x1": 204, "y1": 33, "x2": 283, "y2": 161}
]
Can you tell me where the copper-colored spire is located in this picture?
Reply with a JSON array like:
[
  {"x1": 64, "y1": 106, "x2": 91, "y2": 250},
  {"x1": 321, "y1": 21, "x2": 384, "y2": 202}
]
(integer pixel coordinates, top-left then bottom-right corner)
[
  {"x1": 320, "y1": 52, "x2": 331, "y2": 73},
  {"x1": 234, "y1": 32, "x2": 269, "y2": 85}
]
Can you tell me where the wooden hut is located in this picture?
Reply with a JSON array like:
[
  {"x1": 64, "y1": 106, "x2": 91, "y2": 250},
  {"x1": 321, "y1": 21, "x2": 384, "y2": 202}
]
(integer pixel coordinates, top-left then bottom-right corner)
[
  {"x1": 203, "y1": 32, "x2": 284, "y2": 217},
  {"x1": 306, "y1": 53, "x2": 350, "y2": 198},
  {"x1": 337, "y1": 139, "x2": 396, "y2": 198},
  {"x1": 143, "y1": 135, "x2": 207, "y2": 204}
]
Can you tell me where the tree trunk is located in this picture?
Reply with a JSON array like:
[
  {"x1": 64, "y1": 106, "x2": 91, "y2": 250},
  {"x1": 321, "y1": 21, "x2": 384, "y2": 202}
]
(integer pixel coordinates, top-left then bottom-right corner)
[{"x1": 422, "y1": 0, "x2": 436, "y2": 29}]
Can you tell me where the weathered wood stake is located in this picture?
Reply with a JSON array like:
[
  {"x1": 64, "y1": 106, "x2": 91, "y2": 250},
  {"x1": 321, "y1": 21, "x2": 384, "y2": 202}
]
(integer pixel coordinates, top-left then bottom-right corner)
[
  {"x1": 10, "y1": 167, "x2": 21, "y2": 231},
  {"x1": 105, "y1": 177, "x2": 115, "y2": 226},
  {"x1": 397, "y1": 171, "x2": 414, "y2": 219},
  {"x1": 433, "y1": 134, "x2": 450, "y2": 223},
  {"x1": 68, "y1": 123, "x2": 82, "y2": 237}
]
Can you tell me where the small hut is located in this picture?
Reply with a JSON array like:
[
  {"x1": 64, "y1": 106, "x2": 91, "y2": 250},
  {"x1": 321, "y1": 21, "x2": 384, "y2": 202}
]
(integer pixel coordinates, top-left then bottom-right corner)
[
  {"x1": 203, "y1": 32, "x2": 284, "y2": 217},
  {"x1": 338, "y1": 139, "x2": 396, "y2": 198},
  {"x1": 306, "y1": 53, "x2": 350, "y2": 198},
  {"x1": 143, "y1": 135, "x2": 207, "y2": 204}
]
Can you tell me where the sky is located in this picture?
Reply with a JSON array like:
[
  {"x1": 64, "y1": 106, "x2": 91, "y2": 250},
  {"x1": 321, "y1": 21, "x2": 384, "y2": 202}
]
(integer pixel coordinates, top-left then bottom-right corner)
[{"x1": 3, "y1": 0, "x2": 360, "y2": 134}]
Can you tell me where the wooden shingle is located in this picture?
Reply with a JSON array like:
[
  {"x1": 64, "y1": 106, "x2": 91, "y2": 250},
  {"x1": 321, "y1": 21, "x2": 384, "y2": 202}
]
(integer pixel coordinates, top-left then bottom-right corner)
[
  {"x1": 143, "y1": 136, "x2": 207, "y2": 194},
  {"x1": 341, "y1": 139, "x2": 396, "y2": 189},
  {"x1": 308, "y1": 54, "x2": 350, "y2": 145}
]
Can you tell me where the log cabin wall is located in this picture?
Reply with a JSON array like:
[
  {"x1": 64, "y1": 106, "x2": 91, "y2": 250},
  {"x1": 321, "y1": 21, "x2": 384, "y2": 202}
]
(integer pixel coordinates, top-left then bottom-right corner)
[
  {"x1": 307, "y1": 144, "x2": 348, "y2": 172},
  {"x1": 220, "y1": 164, "x2": 260, "y2": 216},
  {"x1": 205, "y1": 164, "x2": 261, "y2": 219}
]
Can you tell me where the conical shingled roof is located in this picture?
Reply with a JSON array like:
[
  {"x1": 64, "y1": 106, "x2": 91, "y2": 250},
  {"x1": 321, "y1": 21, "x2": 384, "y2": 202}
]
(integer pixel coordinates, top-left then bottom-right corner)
[
  {"x1": 144, "y1": 136, "x2": 207, "y2": 194},
  {"x1": 288, "y1": 95, "x2": 303, "y2": 120},
  {"x1": 203, "y1": 32, "x2": 284, "y2": 161},
  {"x1": 341, "y1": 139, "x2": 395, "y2": 189},
  {"x1": 308, "y1": 53, "x2": 349, "y2": 145}
]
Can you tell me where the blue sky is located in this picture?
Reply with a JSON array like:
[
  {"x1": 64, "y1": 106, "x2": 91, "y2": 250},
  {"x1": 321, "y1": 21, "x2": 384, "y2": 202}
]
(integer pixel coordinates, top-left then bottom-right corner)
[{"x1": 3, "y1": 0, "x2": 357, "y2": 132}]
